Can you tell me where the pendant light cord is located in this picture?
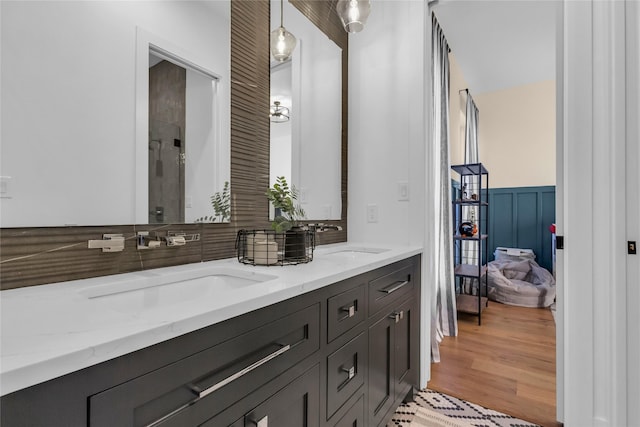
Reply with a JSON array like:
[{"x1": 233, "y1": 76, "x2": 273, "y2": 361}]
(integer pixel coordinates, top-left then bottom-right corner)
[{"x1": 280, "y1": 0, "x2": 284, "y2": 27}]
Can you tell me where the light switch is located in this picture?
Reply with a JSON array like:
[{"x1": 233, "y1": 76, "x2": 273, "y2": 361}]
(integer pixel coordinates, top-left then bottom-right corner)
[
  {"x1": 1, "y1": 176, "x2": 12, "y2": 199},
  {"x1": 398, "y1": 181, "x2": 409, "y2": 201},
  {"x1": 367, "y1": 204, "x2": 378, "y2": 223}
]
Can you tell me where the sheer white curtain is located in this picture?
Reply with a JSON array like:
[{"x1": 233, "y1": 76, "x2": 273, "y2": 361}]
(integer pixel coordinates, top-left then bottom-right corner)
[
  {"x1": 431, "y1": 15, "x2": 457, "y2": 362},
  {"x1": 465, "y1": 94, "x2": 479, "y2": 164},
  {"x1": 461, "y1": 93, "x2": 480, "y2": 293}
]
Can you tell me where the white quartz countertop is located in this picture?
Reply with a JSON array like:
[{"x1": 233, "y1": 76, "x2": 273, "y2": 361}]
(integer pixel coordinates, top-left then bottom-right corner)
[{"x1": 0, "y1": 242, "x2": 421, "y2": 396}]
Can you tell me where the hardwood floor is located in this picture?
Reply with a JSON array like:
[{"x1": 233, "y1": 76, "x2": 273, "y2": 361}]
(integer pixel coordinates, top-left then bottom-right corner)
[{"x1": 427, "y1": 301, "x2": 560, "y2": 427}]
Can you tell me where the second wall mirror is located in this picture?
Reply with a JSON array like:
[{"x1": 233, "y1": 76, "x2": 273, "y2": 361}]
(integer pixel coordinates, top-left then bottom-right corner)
[{"x1": 269, "y1": 0, "x2": 343, "y2": 221}]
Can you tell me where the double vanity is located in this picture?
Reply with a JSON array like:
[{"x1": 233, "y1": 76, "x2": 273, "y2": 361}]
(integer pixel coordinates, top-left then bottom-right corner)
[{"x1": 1, "y1": 244, "x2": 422, "y2": 427}]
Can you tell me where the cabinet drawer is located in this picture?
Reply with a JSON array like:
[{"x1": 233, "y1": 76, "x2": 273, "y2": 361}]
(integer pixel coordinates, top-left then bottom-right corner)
[
  {"x1": 368, "y1": 265, "x2": 414, "y2": 316},
  {"x1": 333, "y1": 395, "x2": 364, "y2": 427},
  {"x1": 326, "y1": 332, "x2": 367, "y2": 419},
  {"x1": 89, "y1": 304, "x2": 320, "y2": 427},
  {"x1": 241, "y1": 364, "x2": 319, "y2": 427},
  {"x1": 327, "y1": 283, "x2": 365, "y2": 342}
]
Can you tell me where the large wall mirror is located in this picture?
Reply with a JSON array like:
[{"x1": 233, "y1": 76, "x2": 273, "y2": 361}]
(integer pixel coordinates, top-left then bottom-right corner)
[
  {"x1": 270, "y1": 0, "x2": 343, "y2": 221},
  {"x1": 0, "y1": 1, "x2": 230, "y2": 227}
]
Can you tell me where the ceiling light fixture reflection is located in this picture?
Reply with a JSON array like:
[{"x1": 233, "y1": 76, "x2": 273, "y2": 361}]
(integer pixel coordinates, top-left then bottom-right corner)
[
  {"x1": 336, "y1": 0, "x2": 371, "y2": 33},
  {"x1": 270, "y1": 0, "x2": 297, "y2": 62},
  {"x1": 270, "y1": 101, "x2": 290, "y2": 123}
]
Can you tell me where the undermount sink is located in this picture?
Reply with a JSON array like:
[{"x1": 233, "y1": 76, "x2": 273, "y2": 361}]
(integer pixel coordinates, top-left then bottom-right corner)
[{"x1": 79, "y1": 269, "x2": 277, "y2": 314}]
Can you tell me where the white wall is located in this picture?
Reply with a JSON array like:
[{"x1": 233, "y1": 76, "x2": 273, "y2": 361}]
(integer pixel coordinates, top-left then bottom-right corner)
[
  {"x1": 0, "y1": 1, "x2": 229, "y2": 227},
  {"x1": 348, "y1": 0, "x2": 425, "y2": 246},
  {"x1": 348, "y1": 0, "x2": 427, "y2": 386}
]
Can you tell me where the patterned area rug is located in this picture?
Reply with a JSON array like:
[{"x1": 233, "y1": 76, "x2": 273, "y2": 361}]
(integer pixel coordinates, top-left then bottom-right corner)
[{"x1": 388, "y1": 389, "x2": 540, "y2": 427}]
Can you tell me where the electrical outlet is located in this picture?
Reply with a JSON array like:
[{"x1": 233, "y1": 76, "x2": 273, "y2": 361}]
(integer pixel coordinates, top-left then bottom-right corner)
[{"x1": 367, "y1": 204, "x2": 379, "y2": 223}]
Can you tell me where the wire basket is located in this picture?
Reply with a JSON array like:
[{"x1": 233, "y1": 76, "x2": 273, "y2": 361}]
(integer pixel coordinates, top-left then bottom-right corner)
[{"x1": 236, "y1": 229, "x2": 315, "y2": 266}]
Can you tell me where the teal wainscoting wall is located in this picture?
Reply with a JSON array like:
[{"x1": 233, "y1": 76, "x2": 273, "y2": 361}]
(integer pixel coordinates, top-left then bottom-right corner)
[{"x1": 487, "y1": 186, "x2": 556, "y2": 272}]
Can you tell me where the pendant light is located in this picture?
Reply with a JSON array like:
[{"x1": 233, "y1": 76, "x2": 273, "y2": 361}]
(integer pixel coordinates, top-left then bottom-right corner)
[
  {"x1": 336, "y1": 0, "x2": 371, "y2": 33},
  {"x1": 270, "y1": 101, "x2": 290, "y2": 123},
  {"x1": 270, "y1": 0, "x2": 297, "y2": 62}
]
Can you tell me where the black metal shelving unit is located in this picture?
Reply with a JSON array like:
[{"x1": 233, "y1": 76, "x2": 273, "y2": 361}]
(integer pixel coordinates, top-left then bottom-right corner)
[{"x1": 451, "y1": 163, "x2": 489, "y2": 325}]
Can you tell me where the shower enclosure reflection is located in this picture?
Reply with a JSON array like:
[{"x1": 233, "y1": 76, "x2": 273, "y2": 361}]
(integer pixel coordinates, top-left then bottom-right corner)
[{"x1": 148, "y1": 120, "x2": 183, "y2": 223}]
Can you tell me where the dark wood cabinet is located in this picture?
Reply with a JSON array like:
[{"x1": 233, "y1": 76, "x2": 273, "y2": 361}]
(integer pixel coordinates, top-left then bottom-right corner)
[
  {"x1": 368, "y1": 290, "x2": 418, "y2": 426},
  {"x1": 0, "y1": 255, "x2": 421, "y2": 427}
]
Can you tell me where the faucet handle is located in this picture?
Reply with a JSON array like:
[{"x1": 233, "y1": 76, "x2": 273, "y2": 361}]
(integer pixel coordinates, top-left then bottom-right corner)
[{"x1": 88, "y1": 234, "x2": 125, "y2": 252}]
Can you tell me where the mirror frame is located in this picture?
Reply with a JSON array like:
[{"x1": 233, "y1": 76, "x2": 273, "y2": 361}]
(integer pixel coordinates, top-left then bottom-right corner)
[{"x1": 287, "y1": 0, "x2": 348, "y2": 230}]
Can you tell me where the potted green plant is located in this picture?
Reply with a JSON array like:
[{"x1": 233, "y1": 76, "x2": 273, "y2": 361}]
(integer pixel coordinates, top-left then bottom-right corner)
[
  {"x1": 195, "y1": 181, "x2": 231, "y2": 223},
  {"x1": 266, "y1": 176, "x2": 308, "y2": 259}
]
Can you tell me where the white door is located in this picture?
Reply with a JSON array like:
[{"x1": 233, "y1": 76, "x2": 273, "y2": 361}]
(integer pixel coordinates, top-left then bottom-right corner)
[
  {"x1": 562, "y1": 0, "x2": 638, "y2": 425},
  {"x1": 626, "y1": 0, "x2": 640, "y2": 421}
]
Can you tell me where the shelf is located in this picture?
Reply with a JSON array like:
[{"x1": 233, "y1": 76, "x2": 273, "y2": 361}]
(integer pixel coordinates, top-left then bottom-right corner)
[
  {"x1": 456, "y1": 294, "x2": 489, "y2": 315},
  {"x1": 453, "y1": 234, "x2": 488, "y2": 241},
  {"x1": 453, "y1": 199, "x2": 489, "y2": 206},
  {"x1": 450, "y1": 163, "x2": 489, "y2": 176},
  {"x1": 454, "y1": 264, "x2": 487, "y2": 278},
  {"x1": 450, "y1": 162, "x2": 489, "y2": 326}
]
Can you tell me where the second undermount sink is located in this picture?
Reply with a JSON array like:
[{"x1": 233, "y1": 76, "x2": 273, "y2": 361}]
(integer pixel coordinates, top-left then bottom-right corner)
[
  {"x1": 79, "y1": 268, "x2": 277, "y2": 314},
  {"x1": 323, "y1": 247, "x2": 390, "y2": 259}
]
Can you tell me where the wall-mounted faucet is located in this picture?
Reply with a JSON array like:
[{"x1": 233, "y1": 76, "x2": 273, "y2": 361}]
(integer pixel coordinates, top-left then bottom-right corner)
[
  {"x1": 163, "y1": 231, "x2": 200, "y2": 247},
  {"x1": 88, "y1": 234, "x2": 125, "y2": 252},
  {"x1": 137, "y1": 231, "x2": 161, "y2": 250},
  {"x1": 307, "y1": 223, "x2": 343, "y2": 232}
]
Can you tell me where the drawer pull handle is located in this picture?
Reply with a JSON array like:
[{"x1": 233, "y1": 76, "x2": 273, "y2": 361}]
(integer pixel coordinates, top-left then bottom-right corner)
[
  {"x1": 251, "y1": 415, "x2": 268, "y2": 427},
  {"x1": 194, "y1": 344, "x2": 291, "y2": 399},
  {"x1": 342, "y1": 366, "x2": 356, "y2": 380},
  {"x1": 389, "y1": 310, "x2": 404, "y2": 323},
  {"x1": 340, "y1": 303, "x2": 356, "y2": 319},
  {"x1": 379, "y1": 279, "x2": 409, "y2": 294}
]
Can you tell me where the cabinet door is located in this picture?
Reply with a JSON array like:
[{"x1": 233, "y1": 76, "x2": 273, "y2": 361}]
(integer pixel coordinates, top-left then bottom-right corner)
[
  {"x1": 243, "y1": 364, "x2": 319, "y2": 427},
  {"x1": 394, "y1": 298, "x2": 417, "y2": 402},
  {"x1": 333, "y1": 395, "x2": 364, "y2": 427},
  {"x1": 368, "y1": 297, "x2": 418, "y2": 426},
  {"x1": 368, "y1": 314, "x2": 394, "y2": 427}
]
